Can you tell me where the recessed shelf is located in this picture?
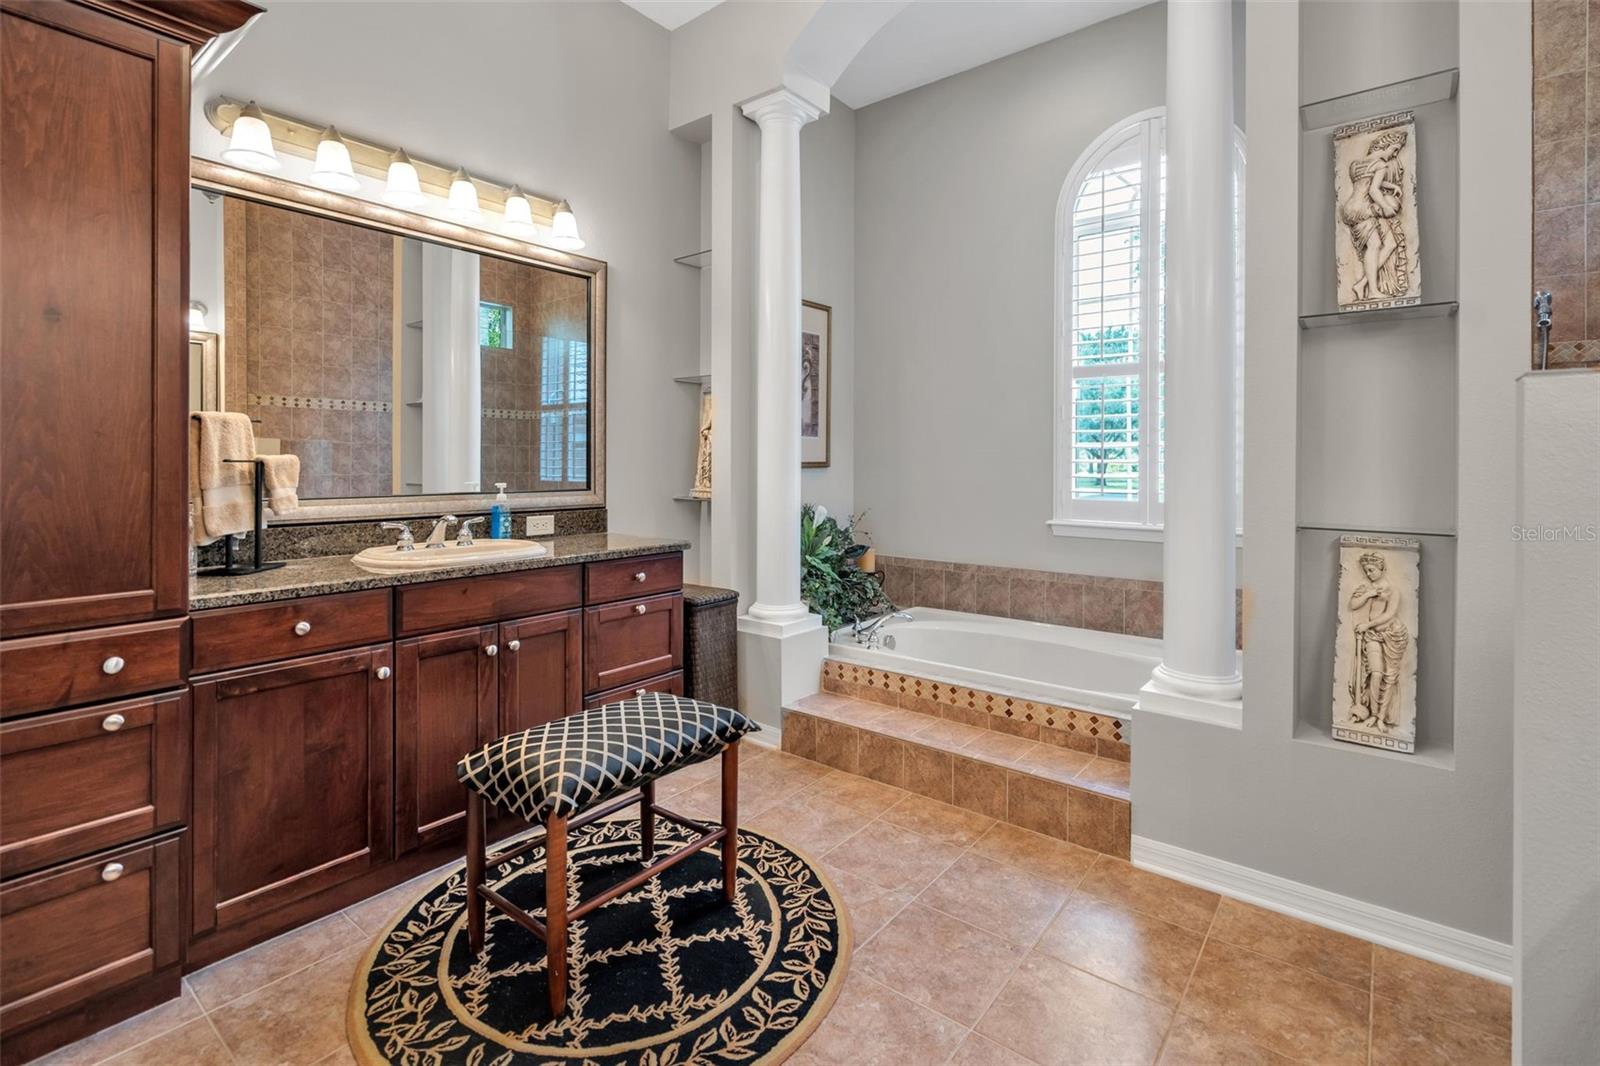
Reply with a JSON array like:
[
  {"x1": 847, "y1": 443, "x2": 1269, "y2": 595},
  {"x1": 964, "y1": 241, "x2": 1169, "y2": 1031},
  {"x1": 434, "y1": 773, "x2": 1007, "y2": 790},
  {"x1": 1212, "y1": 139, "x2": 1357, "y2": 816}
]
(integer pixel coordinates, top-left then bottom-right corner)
[
  {"x1": 1299, "y1": 300, "x2": 1458, "y2": 329},
  {"x1": 1297, "y1": 523, "x2": 1457, "y2": 539},
  {"x1": 673, "y1": 494, "x2": 711, "y2": 503},
  {"x1": 673, "y1": 250, "x2": 711, "y2": 269},
  {"x1": 1300, "y1": 68, "x2": 1458, "y2": 131},
  {"x1": 673, "y1": 373, "x2": 710, "y2": 387}
]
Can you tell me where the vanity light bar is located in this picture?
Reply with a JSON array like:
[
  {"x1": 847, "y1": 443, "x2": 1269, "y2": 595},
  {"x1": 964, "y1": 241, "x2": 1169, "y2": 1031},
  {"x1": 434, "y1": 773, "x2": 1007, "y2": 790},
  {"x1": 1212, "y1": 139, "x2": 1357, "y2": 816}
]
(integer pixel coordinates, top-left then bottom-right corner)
[{"x1": 203, "y1": 97, "x2": 561, "y2": 226}]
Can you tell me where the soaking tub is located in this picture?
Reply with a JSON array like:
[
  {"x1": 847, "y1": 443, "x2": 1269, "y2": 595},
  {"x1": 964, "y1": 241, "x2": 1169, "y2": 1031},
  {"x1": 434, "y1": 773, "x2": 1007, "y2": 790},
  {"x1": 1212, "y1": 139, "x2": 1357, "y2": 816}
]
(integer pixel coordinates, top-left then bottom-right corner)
[{"x1": 828, "y1": 607, "x2": 1162, "y2": 719}]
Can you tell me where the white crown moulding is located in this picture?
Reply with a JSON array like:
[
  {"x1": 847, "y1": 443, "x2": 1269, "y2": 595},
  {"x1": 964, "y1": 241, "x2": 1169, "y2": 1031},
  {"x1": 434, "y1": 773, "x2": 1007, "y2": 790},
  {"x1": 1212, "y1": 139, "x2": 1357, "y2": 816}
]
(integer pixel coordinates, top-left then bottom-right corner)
[{"x1": 203, "y1": 96, "x2": 560, "y2": 226}]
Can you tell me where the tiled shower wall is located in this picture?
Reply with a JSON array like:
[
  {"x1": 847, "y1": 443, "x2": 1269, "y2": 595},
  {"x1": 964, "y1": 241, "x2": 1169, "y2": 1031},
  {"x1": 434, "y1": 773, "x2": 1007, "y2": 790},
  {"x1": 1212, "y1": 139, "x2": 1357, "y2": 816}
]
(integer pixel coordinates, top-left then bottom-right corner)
[
  {"x1": 225, "y1": 201, "x2": 396, "y2": 497},
  {"x1": 877, "y1": 555, "x2": 1243, "y2": 646},
  {"x1": 1532, "y1": 0, "x2": 1600, "y2": 368}
]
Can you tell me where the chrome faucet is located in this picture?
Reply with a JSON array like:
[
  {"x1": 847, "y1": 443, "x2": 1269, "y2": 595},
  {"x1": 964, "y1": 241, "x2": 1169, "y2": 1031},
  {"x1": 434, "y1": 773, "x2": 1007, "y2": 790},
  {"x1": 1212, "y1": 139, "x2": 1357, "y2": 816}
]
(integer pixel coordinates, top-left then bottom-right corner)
[
  {"x1": 456, "y1": 517, "x2": 485, "y2": 547},
  {"x1": 378, "y1": 522, "x2": 416, "y2": 552},
  {"x1": 852, "y1": 610, "x2": 912, "y2": 645},
  {"x1": 423, "y1": 515, "x2": 458, "y2": 549}
]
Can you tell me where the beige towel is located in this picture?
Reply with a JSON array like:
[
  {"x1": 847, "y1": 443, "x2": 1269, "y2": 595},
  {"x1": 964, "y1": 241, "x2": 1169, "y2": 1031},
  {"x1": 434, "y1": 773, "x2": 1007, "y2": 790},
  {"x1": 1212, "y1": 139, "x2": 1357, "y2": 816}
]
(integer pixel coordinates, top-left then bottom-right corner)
[
  {"x1": 190, "y1": 412, "x2": 256, "y2": 545},
  {"x1": 259, "y1": 453, "x2": 300, "y2": 515}
]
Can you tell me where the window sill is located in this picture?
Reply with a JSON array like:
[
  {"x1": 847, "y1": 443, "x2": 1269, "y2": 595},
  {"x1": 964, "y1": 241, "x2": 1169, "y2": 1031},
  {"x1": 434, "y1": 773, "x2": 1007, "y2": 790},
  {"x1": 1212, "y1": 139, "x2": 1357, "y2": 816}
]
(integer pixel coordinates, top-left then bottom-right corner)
[{"x1": 1047, "y1": 520, "x2": 1244, "y2": 546}]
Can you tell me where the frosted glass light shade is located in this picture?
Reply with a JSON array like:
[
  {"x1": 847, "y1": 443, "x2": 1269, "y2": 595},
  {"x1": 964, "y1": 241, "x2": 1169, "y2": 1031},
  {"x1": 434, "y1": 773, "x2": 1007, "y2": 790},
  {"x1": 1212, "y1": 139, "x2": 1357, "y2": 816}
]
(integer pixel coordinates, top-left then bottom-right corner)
[
  {"x1": 188, "y1": 302, "x2": 208, "y2": 331},
  {"x1": 383, "y1": 149, "x2": 425, "y2": 208},
  {"x1": 503, "y1": 187, "x2": 537, "y2": 237},
  {"x1": 447, "y1": 169, "x2": 481, "y2": 221},
  {"x1": 309, "y1": 126, "x2": 359, "y2": 193},
  {"x1": 549, "y1": 200, "x2": 585, "y2": 251},
  {"x1": 221, "y1": 102, "x2": 279, "y2": 171}
]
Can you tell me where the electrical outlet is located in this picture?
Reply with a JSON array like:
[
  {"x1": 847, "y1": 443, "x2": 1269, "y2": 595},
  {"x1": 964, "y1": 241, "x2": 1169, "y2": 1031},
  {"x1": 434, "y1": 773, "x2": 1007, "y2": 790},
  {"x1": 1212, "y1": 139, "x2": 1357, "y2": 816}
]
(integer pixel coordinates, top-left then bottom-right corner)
[{"x1": 525, "y1": 514, "x2": 555, "y2": 536}]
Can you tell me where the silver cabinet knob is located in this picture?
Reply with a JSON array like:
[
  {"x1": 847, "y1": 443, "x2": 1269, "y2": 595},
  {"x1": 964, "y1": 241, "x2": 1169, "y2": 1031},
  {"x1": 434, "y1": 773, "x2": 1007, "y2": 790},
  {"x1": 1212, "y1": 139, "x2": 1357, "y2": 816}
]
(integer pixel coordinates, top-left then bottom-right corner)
[
  {"x1": 634, "y1": 603, "x2": 647, "y2": 615},
  {"x1": 635, "y1": 688, "x2": 647, "y2": 696},
  {"x1": 376, "y1": 666, "x2": 391, "y2": 680},
  {"x1": 101, "y1": 713, "x2": 126, "y2": 732},
  {"x1": 101, "y1": 656, "x2": 125, "y2": 676},
  {"x1": 293, "y1": 621, "x2": 312, "y2": 636},
  {"x1": 634, "y1": 571, "x2": 648, "y2": 582},
  {"x1": 485, "y1": 644, "x2": 498, "y2": 657},
  {"x1": 507, "y1": 640, "x2": 521, "y2": 652},
  {"x1": 100, "y1": 862, "x2": 124, "y2": 882}
]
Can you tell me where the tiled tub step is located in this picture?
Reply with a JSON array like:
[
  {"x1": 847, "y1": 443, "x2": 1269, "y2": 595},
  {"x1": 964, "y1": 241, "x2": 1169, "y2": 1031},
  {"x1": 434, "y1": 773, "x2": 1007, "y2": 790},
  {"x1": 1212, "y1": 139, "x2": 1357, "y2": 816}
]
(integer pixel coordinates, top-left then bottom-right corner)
[{"x1": 781, "y1": 692, "x2": 1131, "y2": 859}]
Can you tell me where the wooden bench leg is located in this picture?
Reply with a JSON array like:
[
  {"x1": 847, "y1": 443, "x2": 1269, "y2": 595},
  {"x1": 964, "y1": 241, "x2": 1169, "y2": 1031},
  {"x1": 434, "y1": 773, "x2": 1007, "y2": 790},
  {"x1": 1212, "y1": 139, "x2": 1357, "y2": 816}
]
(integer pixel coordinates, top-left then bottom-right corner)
[
  {"x1": 545, "y1": 812, "x2": 570, "y2": 1017},
  {"x1": 640, "y1": 780, "x2": 656, "y2": 862},
  {"x1": 466, "y1": 791, "x2": 485, "y2": 955},
  {"x1": 721, "y1": 742, "x2": 738, "y2": 903}
]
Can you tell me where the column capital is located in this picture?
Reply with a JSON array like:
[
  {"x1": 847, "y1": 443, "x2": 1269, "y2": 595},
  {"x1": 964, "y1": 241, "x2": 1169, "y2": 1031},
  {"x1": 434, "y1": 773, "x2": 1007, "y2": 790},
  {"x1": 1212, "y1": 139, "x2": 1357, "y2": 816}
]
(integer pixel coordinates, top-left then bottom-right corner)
[{"x1": 740, "y1": 88, "x2": 823, "y2": 129}]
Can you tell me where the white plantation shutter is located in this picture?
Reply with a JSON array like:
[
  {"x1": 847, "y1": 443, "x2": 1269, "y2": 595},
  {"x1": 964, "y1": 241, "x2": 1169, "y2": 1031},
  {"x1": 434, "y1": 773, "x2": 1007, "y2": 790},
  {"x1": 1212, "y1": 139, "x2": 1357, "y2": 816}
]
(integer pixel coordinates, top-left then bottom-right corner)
[{"x1": 1053, "y1": 110, "x2": 1245, "y2": 533}]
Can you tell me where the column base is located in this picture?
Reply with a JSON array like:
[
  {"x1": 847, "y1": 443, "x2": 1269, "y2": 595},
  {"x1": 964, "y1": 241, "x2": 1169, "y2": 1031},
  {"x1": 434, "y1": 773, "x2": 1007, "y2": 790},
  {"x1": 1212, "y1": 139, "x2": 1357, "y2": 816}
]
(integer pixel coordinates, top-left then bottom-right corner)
[
  {"x1": 737, "y1": 611, "x2": 826, "y2": 734},
  {"x1": 1136, "y1": 664, "x2": 1244, "y2": 730},
  {"x1": 743, "y1": 600, "x2": 815, "y2": 628}
]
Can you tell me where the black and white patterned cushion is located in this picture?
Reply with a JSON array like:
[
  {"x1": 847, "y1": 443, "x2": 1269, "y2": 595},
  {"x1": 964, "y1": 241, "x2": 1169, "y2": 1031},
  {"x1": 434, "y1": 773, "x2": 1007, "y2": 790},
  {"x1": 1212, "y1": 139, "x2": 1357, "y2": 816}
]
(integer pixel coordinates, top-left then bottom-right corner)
[{"x1": 455, "y1": 693, "x2": 759, "y2": 822}]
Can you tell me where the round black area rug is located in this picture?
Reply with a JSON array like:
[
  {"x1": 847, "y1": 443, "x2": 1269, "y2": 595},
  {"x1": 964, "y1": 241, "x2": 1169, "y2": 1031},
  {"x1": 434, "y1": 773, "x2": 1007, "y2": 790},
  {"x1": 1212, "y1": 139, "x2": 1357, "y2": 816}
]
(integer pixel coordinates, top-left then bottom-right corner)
[{"x1": 347, "y1": 817, "x2": 849, "y2": 1065}]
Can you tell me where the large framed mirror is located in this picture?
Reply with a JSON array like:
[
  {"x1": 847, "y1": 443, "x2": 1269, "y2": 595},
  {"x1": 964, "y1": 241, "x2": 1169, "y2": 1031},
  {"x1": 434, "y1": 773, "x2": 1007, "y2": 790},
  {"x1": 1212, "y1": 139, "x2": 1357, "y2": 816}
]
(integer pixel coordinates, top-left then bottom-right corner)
[{"x1": 189, "y1": 158, "x2": 606, "y2": 522}]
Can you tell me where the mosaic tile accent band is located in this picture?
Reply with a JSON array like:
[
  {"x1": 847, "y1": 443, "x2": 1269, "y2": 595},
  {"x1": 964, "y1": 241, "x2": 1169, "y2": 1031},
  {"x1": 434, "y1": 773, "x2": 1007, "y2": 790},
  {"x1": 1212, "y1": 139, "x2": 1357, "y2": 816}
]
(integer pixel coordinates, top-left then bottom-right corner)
[
  {"x1": 875, "y1": 554, "x2": 1243, "y2": 648},
  {"x1": 483, "y1": 408, "x2": 538, "y2": 420},
  {"x1": 248, "y1": 394, "x2": 393, "y2": 413},
  {"x1": 820, "y1": 658, "x2": 1130, "y2": 761}
]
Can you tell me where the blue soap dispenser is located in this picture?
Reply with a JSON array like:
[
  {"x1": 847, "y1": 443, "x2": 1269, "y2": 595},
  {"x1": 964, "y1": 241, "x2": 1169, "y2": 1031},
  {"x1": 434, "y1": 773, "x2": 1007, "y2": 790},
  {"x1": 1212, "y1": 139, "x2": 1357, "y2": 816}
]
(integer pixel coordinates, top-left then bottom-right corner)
[{"x1": 490, "y1": 483, "x2": 511, "y2": 539}]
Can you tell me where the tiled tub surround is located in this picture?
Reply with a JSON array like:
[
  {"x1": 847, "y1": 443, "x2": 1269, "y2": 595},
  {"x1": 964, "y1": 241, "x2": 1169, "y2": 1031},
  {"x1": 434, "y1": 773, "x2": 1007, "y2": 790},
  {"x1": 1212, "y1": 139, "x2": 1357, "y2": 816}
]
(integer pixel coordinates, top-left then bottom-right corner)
[
  {"x1": 820, "y1": 658, "x2": 1130, "y2": 761},
  {"x1": 194, "y1": 506, "x2": 606, "y2": 567},
  {"x1": 877, "y1": 555, "x2": 1243, "y2": 646},
  {"x1": 783, "y1": 689, "x2": 1132, "y2": 859},
  {"x1": 1532, "y1": 0, "x2": 1600, "y2": 369}
]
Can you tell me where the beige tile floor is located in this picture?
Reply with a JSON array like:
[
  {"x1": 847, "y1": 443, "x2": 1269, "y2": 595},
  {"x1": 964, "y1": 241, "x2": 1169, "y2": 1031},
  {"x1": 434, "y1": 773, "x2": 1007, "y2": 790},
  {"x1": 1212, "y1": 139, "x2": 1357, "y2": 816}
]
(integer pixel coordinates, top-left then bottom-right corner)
[{"x1": 33, "y1": 743, "x2": 1511, "y2": 1066}]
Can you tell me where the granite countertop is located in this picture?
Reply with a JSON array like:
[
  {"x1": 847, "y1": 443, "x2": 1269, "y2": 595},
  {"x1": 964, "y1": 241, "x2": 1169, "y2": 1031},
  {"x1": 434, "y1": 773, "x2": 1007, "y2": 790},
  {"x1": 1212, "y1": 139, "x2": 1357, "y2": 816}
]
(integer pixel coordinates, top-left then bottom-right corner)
[{"x1": 190, "y1": 533, "x2": 691, "y2": 610}]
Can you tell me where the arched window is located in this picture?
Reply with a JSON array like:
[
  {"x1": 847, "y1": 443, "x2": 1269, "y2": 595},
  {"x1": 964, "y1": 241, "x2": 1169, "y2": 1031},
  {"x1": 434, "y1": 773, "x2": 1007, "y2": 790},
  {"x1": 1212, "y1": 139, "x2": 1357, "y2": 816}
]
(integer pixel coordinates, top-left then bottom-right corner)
[{"x1": 1051, "y1": 109, "x2": 1244, "y2": 537}]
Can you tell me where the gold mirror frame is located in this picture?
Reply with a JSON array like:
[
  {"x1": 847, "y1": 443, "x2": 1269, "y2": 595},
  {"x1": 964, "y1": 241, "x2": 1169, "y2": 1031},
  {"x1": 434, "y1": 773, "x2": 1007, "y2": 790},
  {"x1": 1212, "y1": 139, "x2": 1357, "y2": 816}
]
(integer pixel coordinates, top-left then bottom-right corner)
[{"x1": 190, "y1": 157, "x2": 607, "y2": 524}]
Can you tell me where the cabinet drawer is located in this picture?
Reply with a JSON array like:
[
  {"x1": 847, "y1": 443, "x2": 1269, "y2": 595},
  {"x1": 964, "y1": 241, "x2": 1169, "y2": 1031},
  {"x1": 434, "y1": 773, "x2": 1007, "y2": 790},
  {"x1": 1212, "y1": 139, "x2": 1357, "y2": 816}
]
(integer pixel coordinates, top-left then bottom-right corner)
[
  {"x1": 192, "y1": 588, "x2": 392, "y2": 674},
  {"x1": 396, "y1": 565, "x2": 581, "y2": 636},
  {"x1": 0, "y1": 833, "x2": 182, "y2": 1037},
  {"x1": 584, "y1": 670, "x2": 684, "y2": 710},
  {"x1": 0, "y1": 692, "x2": 188, "y2": 879},
  {"x1": 585, "y1": 553, "x2": 683, "y2": 605},
  {"x1": 0, "y1": 619, "x2": 185, "y2": 718},
  {"x1": 584, "y1": 593, "x2": 683, "y2": 694}
]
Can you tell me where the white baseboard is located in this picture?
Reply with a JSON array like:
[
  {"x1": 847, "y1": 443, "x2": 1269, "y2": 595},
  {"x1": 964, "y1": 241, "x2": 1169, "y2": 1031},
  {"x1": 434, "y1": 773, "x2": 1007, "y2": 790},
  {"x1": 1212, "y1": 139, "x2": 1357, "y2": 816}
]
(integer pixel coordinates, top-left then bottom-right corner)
[{"x1": 1131, "y1": 835, "x2": 1512, "y2": 984}]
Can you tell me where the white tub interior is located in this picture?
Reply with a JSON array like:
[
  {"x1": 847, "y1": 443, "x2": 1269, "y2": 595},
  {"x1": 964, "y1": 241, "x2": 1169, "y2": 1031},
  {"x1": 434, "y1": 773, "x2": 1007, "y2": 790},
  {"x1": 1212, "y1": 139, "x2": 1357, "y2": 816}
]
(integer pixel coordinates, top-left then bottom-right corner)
[{"x1": 828, "y1": 607, "x2": 1161, "y2": 719}]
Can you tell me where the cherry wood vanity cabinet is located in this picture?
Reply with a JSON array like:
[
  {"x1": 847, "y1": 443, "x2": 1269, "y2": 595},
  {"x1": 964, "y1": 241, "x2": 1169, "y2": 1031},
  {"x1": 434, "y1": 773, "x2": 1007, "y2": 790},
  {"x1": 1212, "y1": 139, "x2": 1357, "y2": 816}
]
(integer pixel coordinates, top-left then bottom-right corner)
[
  {"x1": 0, "y1": 2, "x2": 258, "y2": 1060},
  {"x1": 181, "y1": 550, "x2": 683, "y2": 962},
  {"x1": 189, "y1": 645, "x2": 395, "y2": 938}
]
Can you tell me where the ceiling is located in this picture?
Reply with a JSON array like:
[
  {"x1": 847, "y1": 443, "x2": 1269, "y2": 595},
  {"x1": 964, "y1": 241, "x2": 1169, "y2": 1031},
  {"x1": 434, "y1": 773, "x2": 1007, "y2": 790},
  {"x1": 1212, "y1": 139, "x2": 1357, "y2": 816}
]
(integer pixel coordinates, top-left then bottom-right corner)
[
  {"x1": 832, "y1": 0, "x2": 1153, "y2": 108},
  {"x1": 622, "y1": 0, "x2": 1153, "y2": 108},
  {"x1": 620, "y1": 0, "x2": 722, "y2": 32}
]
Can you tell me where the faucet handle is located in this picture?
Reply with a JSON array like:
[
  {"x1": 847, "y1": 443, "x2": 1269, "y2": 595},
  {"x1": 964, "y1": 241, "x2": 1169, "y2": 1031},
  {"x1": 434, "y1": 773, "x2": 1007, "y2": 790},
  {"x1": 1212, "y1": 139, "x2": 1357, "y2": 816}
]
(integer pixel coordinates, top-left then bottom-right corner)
[
  {"x1": 378, "y1": 522, "x2": 415, "y2": 551},
  {"x1": 457, "y1": 517, "x2": 485, "y2": 546}
]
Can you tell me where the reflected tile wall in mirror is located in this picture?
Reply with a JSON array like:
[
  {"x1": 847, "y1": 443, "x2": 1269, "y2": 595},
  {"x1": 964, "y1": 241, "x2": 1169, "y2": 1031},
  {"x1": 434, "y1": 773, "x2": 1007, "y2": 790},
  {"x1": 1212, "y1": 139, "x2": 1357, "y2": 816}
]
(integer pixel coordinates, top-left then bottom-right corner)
[{"x1": 204, "y1": 193, "x2": 593, "y2": 500}]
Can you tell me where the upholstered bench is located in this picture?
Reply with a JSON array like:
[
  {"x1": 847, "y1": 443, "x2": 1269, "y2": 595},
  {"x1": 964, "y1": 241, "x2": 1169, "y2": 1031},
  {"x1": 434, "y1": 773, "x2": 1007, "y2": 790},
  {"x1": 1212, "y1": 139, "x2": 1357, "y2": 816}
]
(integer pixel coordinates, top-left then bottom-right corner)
[{"x1": 456, "y1": 693, "x2": 758, "y2": 1016}]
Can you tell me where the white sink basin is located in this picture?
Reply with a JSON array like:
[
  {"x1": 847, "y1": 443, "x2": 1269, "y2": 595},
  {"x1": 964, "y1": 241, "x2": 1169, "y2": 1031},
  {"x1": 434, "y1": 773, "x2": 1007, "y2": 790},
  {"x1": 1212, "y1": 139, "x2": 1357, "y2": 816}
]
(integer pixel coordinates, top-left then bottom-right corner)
[{"x1": 352, "y1": 539, "x2": 549, "y2": 574}]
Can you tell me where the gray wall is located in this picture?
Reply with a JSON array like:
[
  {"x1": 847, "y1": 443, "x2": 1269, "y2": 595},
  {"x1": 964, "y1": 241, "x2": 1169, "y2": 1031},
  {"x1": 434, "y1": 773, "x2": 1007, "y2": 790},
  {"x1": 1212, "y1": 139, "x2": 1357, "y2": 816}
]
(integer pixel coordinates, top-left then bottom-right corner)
[
  {"x1": 1134, "y1": 0, "x2": 1521, "y2": 954},
  {"x1": 192, "y1": 0, "x2": 703, "y2": 565},
  {"x1": 801, "y1": 103, "x2": 857, "y2": 519},
  {"x1": 853, "y1": 3, "x2": 1170, "y2": 580}
]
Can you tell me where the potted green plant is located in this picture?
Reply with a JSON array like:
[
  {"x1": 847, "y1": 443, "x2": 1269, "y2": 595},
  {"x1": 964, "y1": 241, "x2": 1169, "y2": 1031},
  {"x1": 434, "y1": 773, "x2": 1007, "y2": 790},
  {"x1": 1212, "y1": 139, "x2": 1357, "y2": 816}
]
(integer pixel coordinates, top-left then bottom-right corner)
[{"x1": 800, "y1": 505, "x2": 892, "y2": 631}]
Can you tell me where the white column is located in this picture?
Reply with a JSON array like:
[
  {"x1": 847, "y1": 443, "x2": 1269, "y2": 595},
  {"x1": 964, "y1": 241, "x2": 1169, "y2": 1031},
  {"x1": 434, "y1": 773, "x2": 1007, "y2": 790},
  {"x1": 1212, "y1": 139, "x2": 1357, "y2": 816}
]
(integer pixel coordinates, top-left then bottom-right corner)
[
  {"x1": 741, "y1": 89, "x2": 821, "y2": 625},
  {"x1": 1142, "y1": 0, "x2": 1241, "y2": 721}
]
